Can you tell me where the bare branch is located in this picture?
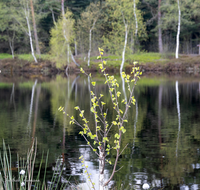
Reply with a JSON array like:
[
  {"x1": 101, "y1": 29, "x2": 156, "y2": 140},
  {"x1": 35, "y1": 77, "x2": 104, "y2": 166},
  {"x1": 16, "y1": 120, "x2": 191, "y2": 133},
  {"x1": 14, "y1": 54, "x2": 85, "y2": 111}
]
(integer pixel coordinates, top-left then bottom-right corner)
[
  {"x1": 115, "y1": 165, "x2": 124, "y2": 173},
  {"x1": 119, "y1": 143, "x2": 129, "y2": 157}
]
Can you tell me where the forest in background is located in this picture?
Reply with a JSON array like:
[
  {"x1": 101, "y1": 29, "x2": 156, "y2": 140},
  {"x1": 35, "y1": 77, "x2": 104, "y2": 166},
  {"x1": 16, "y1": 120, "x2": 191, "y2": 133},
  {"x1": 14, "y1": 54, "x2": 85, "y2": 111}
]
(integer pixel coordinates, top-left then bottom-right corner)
[{"x1": 0, "y1": 0, "x2": 200, "y2": 62}]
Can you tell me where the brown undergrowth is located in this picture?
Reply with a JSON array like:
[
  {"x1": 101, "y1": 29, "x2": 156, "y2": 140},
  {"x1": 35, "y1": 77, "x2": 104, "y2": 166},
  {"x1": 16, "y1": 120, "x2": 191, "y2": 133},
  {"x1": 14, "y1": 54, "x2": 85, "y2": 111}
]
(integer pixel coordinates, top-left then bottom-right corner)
[{"x1": 0, "y1": 54, "x2": 200, "y2": 75}]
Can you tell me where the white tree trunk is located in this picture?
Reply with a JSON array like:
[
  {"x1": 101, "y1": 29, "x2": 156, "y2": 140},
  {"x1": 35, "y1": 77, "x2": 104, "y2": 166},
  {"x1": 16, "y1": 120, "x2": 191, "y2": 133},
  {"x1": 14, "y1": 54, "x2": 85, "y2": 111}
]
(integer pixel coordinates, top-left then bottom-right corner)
[
  {"x1": 75, "y1": 38, "x2": 78, "y2": 56},
  {"x1": 9, "y1": 40, "x2": 14, "y2": 59},
  {"x1": 133, "y1": 0, "x2": 138, "y2": 38},
  {"x1": 67, "y1": 44, "x2": 70, "y2": 64},
  {"x1": 50, "y1": 8, "x2": 56, "y2": 26},
  {"x1": 158, "y1": 0, "x2": 163, "y2": 53},
  {"x1": 70, "y1": 49, "x2": 79, "y2": 66},
  {"x1": 88, "y1": 19, "x2": 97, "y2": 66},
  {"x1": 88, "y1": 29, "x2": 92, "y2": 66},
  {"x1": 120, "y1": 24, "x2": 128, "y2": 74},
  {"x1": 133, "y1": 100, "x2": 138, "y2": 149},
  {"x1": 8, "y1": 28, "x2": 15, "y2": 59},
  {"x1": 62, "y1": 5, "x2": 79, "y2": 67},
  {"x1": 24, "y1": 5, "x2": 37, "y2": 63},
  {"x1": 121, "y1": 73, "x2": 127, "y2": 102},
  {"x1": 99, "y1": 147, "x2": 104, "y2": 190},
  {"x1": 175, "y1": 0, "x2": 181, "y2": 59},
  {"x1": 63, "y1": 30, "x2": 80, "y2": 67},
  {"x1": 175, "y1": 81, "x2": 181, "y2": 157}
]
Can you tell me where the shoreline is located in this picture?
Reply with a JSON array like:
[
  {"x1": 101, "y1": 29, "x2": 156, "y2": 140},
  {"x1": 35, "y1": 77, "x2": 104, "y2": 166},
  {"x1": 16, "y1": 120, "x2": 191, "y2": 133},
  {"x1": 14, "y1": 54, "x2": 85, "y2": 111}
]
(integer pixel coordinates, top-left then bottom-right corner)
[{"x1": 0, "y1": 54, "x2": 200, "y2": 75}]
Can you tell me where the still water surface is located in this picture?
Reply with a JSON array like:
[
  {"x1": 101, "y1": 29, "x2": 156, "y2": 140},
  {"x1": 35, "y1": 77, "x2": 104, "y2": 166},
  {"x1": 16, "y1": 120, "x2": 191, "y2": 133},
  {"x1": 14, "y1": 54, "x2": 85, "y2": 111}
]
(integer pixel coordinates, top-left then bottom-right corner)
[{"x1": 0, "y1": 73, "x2": 200, "y2": 189}]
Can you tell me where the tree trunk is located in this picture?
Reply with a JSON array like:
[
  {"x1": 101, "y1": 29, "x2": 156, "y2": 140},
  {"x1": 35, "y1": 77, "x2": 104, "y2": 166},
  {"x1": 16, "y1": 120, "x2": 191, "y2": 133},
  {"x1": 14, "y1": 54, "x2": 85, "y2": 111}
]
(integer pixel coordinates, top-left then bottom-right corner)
[
  {"x1": 7, "y1": 28, "x2": 15, "y2": 59},
  {"x1": 88, "y1": 29, "x2": 92, "y2": 66},
  {"x1": 133, "y1": 100, "x2": 138, "y2": 149},
  {"x1": 9, "y1": 40, "x2": 14, "y2": 59},
  {"x1": 26, "y1": 15, "x2": 37, "y2": 63},
  {"x1": 67, "y1": 44, "x2": 70, "y2": 64},
  {"x1": 50, "y1": 7, "x2": 56, "y2": 25},
  {"x1": 133, "y1": 0, "x2": 138, "y2": 51},
  {"x1": 30, "y1": 0, "x2": 40, "y2": 55},
  {"x1": 25, "y1": 6, "x2": 37, "y2": 63},
  {"x1": 158, "y1": 0, "x2": 163, "y2": 53},
  {"x1": 121, "y1": 73, "x2": 127, "y2": 102},
  {"x1": 175, "y1": 0, "x2": 181, "y2": 59},
  {"x1": 88, "y1": 19, "x2": 97, "y2": 66},
  {"x1": 23, "y1": 1, "x2": 37, "y2": 63},
  {"x1": 131, "y1": 32, "x2": 134, "y2": 53},
  {"x1": 61, "y1": 0, "x2": 64, "y2": 16},
  {"x1": 62, "y1": 2, "x2": 80, "y2": 67},
  {"x1": 75, "y1": 38, "x2": 78, "y2": 56},
  {"x1": 98, "y1": 146, "x2": 105, "y2": 190},
  {"x1": 120, "y1": 23, "x2": 128, "y2": 74}
]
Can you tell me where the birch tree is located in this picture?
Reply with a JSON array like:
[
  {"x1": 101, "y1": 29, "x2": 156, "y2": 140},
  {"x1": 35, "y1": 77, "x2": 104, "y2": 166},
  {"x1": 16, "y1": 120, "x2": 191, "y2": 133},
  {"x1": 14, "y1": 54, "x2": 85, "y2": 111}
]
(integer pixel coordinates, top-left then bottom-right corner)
[
  {"x1": 30, "y1": 0, "x2": 40, "y2": 55},
  {"x1": 79, "y1": 3, "x2": 101, "y2": 66},
  {"x1": 104, "y1": 0, "x2": 146, "y2": 72},
  {"x1": 59, "y1": 49, "x2": 142, "y2": 189},
  {"x1": 61, "y1": 2, "x2": 79, "y2": 67},
  {"x1": 133, "y1": 0, "x2": 138, "y2": 38},
  {"x1": 132, "y1": 0, "x2": 139, "y2": 53},
  {"x1": 22, "y1": 0, "x2": 38, "y2": 62},
  {"x1": 13, "y1": 0, "x2": 37, "y2": 62},
  {"x1": 0, "y1": 2, "x2": 22, "y2": 58},
  {"x1": 158, "y1": 0, "x2": 163, "y2": 53},
  {"x1": 175, "y1": 0, "x2": 181, "y2": 59},
  {"x1": 160, "y1": 0, "x2": 197, "y2": 55},
  {"x1": 50, "y1": 10, "x2": 79, "y2": 68}
]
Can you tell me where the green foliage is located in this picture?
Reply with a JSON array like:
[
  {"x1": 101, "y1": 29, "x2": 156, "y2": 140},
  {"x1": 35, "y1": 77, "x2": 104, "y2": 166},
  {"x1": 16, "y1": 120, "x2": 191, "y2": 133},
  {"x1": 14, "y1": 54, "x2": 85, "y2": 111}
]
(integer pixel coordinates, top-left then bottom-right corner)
[
  {"x1": 89, "y1": 52, "x2": 162, "y2": 68},
  {"x1": 102, "y1": 0, "x2": 146, "y2": 54},
  {"x1": 76, "y1": 2, "x2": 102, "y2": 57},
  {"x1": 0, "y1": 0, "x2": 200, "y2": 55},
  {"x1": 50, "y1": 10, "x2": 75, "y2": 68}
]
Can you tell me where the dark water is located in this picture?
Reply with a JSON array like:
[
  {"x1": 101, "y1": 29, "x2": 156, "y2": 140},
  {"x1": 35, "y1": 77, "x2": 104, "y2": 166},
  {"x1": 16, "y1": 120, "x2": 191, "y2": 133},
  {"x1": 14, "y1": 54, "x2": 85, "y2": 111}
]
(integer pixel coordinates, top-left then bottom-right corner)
[{"x1": 0, "y1": 73, "x2": 200, "y2": 190}]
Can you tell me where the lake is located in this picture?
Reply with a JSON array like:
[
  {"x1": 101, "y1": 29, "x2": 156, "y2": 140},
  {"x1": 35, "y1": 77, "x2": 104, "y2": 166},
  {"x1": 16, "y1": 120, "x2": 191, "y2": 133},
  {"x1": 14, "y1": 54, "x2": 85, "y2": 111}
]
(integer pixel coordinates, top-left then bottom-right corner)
[{"x1": 0, "y1": 72, "x2": 200, "y2": 190}]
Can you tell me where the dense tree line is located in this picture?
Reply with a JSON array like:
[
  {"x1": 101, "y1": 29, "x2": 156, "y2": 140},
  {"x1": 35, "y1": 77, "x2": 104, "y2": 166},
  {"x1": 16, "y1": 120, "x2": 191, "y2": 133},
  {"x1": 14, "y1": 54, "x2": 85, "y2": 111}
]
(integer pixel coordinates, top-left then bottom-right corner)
[{"x1": 0, "y1": 0, "x2": 200, "y2": 60}]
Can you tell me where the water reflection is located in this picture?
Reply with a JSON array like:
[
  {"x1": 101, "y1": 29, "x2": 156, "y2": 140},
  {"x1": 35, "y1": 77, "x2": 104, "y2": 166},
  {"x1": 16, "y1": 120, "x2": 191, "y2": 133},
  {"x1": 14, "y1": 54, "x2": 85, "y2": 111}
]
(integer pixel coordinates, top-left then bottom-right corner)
[
  {"x1": 176, "y1": 81, "x2": 181, "y2": 158},
  {"x1": 0, "y1": 74, "x2": 200, "y2": 189}
]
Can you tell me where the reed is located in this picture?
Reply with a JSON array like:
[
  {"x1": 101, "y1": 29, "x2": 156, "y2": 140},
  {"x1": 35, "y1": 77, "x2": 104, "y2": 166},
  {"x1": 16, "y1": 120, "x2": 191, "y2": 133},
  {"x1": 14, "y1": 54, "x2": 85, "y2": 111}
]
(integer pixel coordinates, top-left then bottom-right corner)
[{"x1": 0, "y1": 139, "x2": 70, "y2": 190}]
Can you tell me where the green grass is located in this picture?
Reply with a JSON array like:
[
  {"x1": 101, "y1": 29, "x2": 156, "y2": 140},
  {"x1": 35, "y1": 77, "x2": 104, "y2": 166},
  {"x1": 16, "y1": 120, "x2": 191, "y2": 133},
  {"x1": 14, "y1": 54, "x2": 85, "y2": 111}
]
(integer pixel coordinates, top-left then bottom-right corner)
[
  {"x1": 0, "y1": 53, "x2": 13, "y2": 59},
  {"x1": 126, "y1": 52, "x2": 162, "y2": 63},
  {"x1": 0, "y1": 52, "x2": 169, "y2": 69},
  {"x1": 0, "y1": 53, "x2": 52, "y2": 61},
  {"x1": 90, "y1": 52, "x2": 164, "y2": 67}
]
